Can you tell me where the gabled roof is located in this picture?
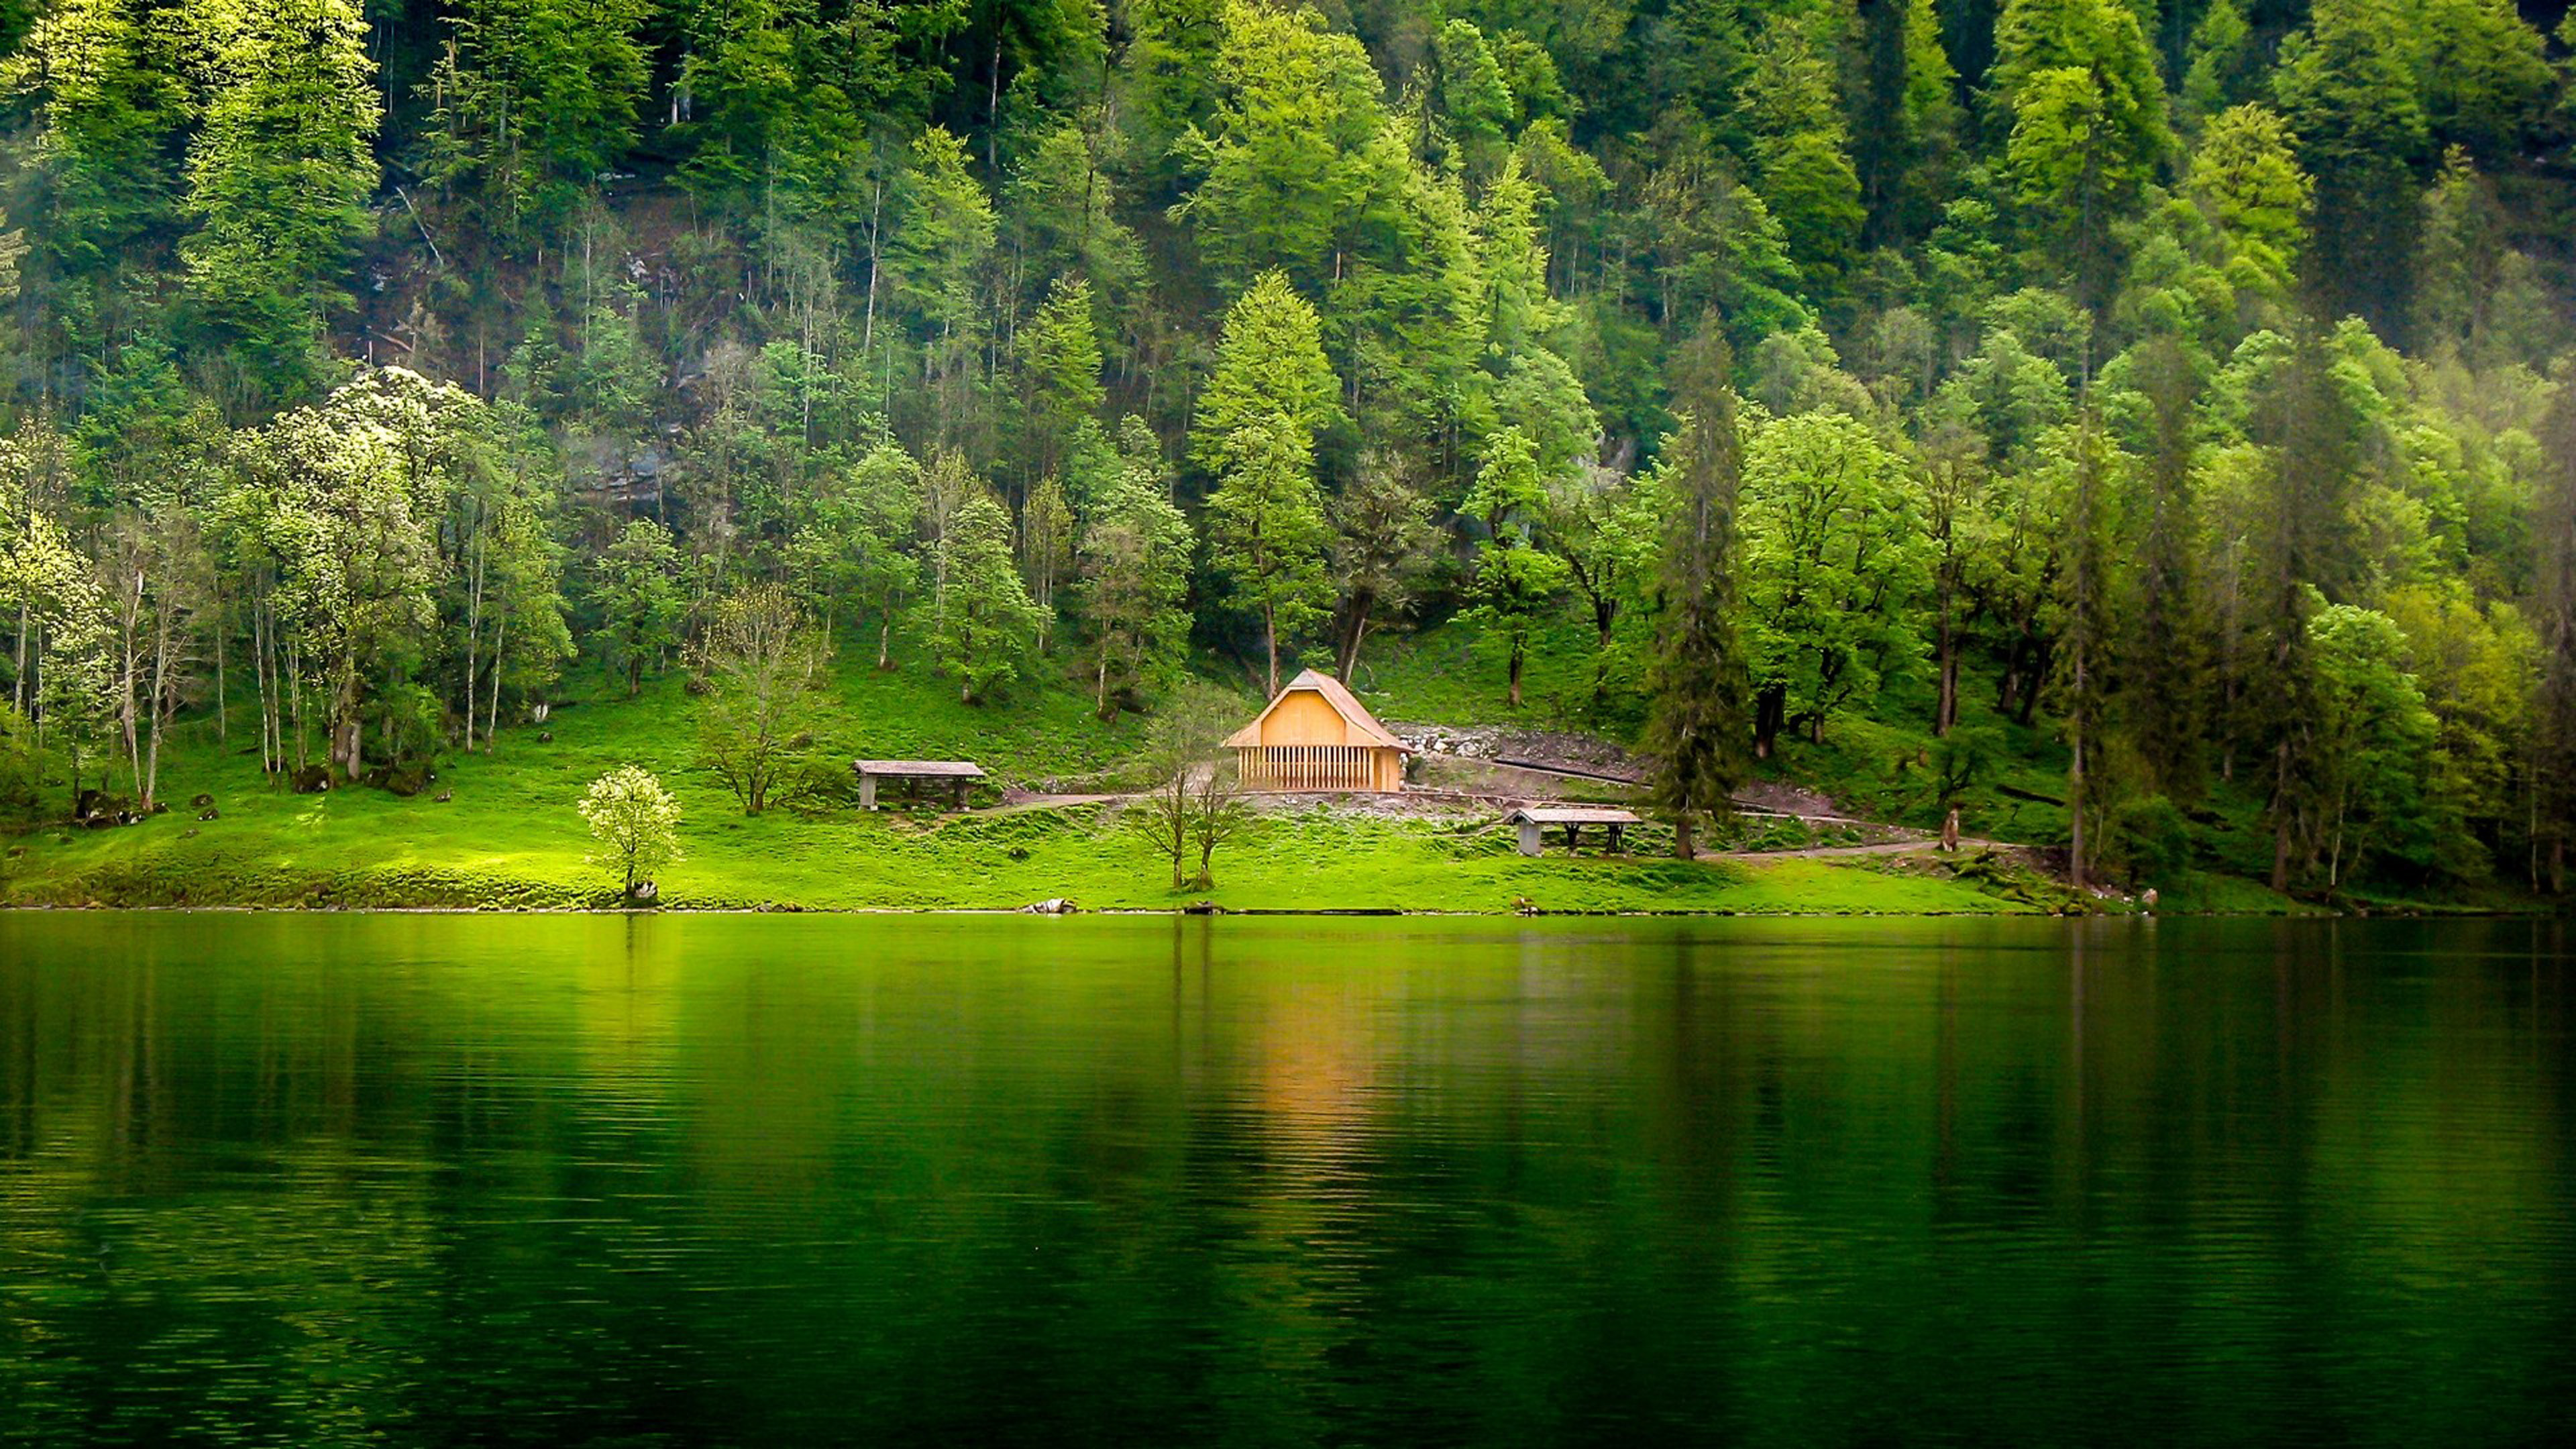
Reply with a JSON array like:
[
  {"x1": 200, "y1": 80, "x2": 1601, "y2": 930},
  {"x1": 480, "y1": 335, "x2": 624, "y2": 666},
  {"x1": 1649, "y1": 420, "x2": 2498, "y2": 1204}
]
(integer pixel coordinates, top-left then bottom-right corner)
[
  {"x1": 1507, "y1": 806, "x2": 1641, "y2": 826},
  {"x1": 1224, "y1": 669, "x2": 1408, "y2": 751},
  {"x1": 853, "y1": 759, "x2": 985, "y2": 778}
]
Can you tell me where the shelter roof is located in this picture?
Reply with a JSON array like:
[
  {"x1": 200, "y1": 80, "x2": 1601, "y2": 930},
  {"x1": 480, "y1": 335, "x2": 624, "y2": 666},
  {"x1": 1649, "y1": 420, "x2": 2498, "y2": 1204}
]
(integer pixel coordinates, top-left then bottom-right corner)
[
  {"x1": 1222, "y1": 669, "x2": 1408, "y2": 751},
  {"x1": 1505, "y1": 806, "x2": 1642, "y2": 826},
  {"x1": 852, "y1": 759, "x2": 986, "y2": 778}
]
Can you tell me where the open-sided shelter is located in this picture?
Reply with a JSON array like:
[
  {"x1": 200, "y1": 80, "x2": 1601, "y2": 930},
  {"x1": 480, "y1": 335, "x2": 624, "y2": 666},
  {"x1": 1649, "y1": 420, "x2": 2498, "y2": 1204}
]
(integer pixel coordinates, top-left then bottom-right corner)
[
  {"x1": 1224, "y1": 669, "x2": 1408, "y2": 793},
  {"x1": 853, "y1": 759, "x2": 985, "y2": 810}
]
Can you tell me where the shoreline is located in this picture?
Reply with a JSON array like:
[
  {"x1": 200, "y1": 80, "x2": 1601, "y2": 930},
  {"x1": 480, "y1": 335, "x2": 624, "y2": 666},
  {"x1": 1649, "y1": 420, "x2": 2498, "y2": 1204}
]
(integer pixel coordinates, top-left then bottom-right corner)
[{"x1": 3, "y1": 900, "x2": 2551, "y2": 920}]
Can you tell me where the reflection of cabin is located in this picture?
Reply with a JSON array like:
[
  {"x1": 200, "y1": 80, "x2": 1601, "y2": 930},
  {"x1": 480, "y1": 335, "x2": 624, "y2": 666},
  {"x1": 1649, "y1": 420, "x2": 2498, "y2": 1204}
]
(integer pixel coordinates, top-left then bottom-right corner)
[
  {"x1": 853, "y1": 759, "x2": 985, "y2": 810},
  {"x1": 1507, "y1": 806, "x2": 1641, "y2": 856},
  {"x1": 1225, "y1": 669, "x2": 1409, "y2": 793}
]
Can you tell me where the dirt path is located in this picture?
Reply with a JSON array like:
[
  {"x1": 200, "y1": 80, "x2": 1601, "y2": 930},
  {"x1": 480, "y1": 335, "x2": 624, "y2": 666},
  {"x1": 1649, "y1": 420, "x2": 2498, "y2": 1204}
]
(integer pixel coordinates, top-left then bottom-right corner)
[
  {"x1": 943, "y1": 792, "x2": 1130, "y2": 821},
  {"x1": 1706, "y1": 838, "x2": 2010, "y2": 863}
]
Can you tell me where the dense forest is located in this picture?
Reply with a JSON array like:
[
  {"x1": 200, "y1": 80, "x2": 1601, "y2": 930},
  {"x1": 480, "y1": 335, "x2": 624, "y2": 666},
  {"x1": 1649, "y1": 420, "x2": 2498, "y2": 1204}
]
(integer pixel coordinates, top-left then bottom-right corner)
[{"x1": 1, "y1": 0, "x2": 2574, "y2": 898}]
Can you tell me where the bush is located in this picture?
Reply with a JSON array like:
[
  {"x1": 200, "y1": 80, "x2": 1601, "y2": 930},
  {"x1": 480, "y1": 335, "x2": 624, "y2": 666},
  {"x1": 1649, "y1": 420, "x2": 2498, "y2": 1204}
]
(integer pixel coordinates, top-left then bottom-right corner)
[
  {"x1": 0, "y1": 706, "x2": 46, "y2": 822},
  {"x1": 2104, "y1": 794, "x2": 2194, "y2": 889}
]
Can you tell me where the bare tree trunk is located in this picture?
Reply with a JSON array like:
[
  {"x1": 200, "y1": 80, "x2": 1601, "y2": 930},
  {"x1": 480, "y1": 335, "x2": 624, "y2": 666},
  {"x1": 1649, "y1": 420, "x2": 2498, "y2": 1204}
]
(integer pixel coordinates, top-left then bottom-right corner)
[
  {"x1": 486, "y1": 617, "x2": 506, "y2": 748},
  {"x1": 1336, "y1": 608, "x2": 1371, "y2": 682},
  {"x1": 2269, "y1": 739, "x2": 2293, "y2": 892},
  {"x1": 288, "y1": 638, "x2": 307, "y2": 776},
  {"x1": 464, "y1": 527, "x2": 486, "y2": 750},
  {"x1": 1263, "y1": 602, "x2": 1279, "y2": 698},
  {"x1": 213, "y1": 586, "x2": 227, "y2": 743}
]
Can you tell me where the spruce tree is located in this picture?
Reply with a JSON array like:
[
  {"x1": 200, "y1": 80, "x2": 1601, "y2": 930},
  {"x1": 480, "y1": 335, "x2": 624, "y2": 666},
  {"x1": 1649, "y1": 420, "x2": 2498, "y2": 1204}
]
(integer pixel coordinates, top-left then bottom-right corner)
[
  {"x1": 1644, "y1": 326, "x2": 1750, "y2": 860},
  {"x1": 2532, "y1": 375, "x2": 2576, "y2": 894}
]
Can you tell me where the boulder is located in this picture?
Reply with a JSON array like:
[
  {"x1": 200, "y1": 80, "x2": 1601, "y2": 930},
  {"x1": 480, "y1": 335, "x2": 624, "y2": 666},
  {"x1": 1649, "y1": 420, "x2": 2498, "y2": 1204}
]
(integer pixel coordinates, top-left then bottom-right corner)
[
  {"x1": 1018, "y1": 898, "x2": 1080, "y2": 915},
  {"x1": 434, "y1": 790, "x2": 453, "y2": 803},
  {"x1": 191, "y1": 793, "x2": 214, "y2": 809},
  {"x1": 290, "y1": 765, "x2": 334, "y2": 794},
  {"x1": 631, "y1": 879, "x2": 660, "y2": 904},
  {"x1": 197, "y1": 808, "x2": 220, "y2": 821},
  {"x1": 537, "y1": 731, "x2": 554, "y2": 744}
]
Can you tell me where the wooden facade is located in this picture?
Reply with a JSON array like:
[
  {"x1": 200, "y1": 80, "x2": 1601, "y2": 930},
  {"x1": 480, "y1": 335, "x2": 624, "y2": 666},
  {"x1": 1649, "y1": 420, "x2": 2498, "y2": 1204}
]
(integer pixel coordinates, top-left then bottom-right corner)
[{"x1": 1225, "y1": 670, "x2": 1408, "y2": 793}]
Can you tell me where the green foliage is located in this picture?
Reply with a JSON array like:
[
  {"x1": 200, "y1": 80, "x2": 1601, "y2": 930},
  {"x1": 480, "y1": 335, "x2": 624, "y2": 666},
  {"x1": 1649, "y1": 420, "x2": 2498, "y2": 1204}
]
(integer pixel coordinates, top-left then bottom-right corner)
[
  {"x1": 593, "y1": 519, "x2": 684, "y2": 696},
  {"x1": 692, "y1": 580, "x2": 824, "y2": 814},
  {"x1": 176, "y1": 0, "x2": 380, "y2": 405},
  {"x1": 1644, "y1": 330, "x2": 1750, "y2": 857},
  {"x1": 1173, "y1": 2, "x2": 1400, "y2": 288},
  {"x1": 1077, "y1": 455, "x2": 1193, "y2": 717},
  {"x1": 0, "y1": 0, "x2": 2569, "y2": 912},
  {"x1": 421, "y1": 0, "x2": 651, "y2": 237},
  {"x1": 1205, "y1": 412, "x2": 1331, "y2": 696},
  {"x1": 1190, "y1": 271, "x2": 1341, "y2": 478},
  {"x1": 578, "y1": 762, "x2": 680, "y2": 896},
  {"x1": 2302, "y1": 601, "x2": 2447, "y2": 887},
  {"x1": 1738, "y1": 409, "x2": 1929, "y2": 753},
  {"x1": 928, "y1": 492, "x2": 1042, "y2": 704}
]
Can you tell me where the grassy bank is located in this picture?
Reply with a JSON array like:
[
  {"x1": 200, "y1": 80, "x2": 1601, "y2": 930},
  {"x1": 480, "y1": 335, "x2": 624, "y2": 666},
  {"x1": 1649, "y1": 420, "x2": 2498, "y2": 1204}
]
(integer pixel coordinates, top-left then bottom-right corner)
[{"x1": 0, "y1": 655, "x2": 2080, "y2": 916}]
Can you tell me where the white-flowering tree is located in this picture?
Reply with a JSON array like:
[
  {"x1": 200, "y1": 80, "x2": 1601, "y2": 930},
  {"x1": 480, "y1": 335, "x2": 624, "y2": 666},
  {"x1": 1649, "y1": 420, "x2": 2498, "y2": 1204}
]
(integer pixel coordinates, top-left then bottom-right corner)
[{"x1": 578, "y1": 764, "x2": 681, "y2": 900}]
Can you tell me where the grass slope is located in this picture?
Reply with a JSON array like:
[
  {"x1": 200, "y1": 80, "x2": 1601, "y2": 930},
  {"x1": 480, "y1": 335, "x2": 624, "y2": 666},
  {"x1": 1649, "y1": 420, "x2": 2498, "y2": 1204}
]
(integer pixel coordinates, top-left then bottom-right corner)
[{"x1": 1, "y1": 655, "x2": 2033, "y2": 915}]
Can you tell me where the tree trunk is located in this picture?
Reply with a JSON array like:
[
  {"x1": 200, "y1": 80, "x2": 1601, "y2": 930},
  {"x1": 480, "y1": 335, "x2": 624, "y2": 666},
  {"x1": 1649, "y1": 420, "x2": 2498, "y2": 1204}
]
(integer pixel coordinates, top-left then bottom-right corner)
[
  {"x1": 1263, "y1": 602, "x2": 1279, "y2": 698},
  {"x1": 2269, "y1": 740, "x2": 2294, "y2": 892},
  {"x1": 1754, "y1": 685, "x2": 1786, "y2": 760},
  {"x1": 464, "y1": 532, "x2": 486, "y2": 751},
  {"x1": 214, "y1": 590, "x2": 227, "y2": 743},
  {"x1": 486, "y1": 619, "x2": 506, "y2": 749},
  {"x1": 1335, "y1": 593, "x2": 1374, "y2": 681}
]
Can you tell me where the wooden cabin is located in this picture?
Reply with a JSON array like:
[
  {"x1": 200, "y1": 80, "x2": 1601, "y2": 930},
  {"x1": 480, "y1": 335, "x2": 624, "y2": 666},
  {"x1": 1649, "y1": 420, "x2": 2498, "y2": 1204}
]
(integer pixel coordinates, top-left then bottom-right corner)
[{"x1": 1225, "y1": 669, "x2": 1409, "y2": 793}]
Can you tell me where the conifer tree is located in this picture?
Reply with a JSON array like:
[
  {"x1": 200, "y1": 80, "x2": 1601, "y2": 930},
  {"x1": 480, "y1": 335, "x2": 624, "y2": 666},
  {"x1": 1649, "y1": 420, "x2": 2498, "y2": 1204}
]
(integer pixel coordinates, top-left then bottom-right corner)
[
  {"x1": 2275, "y1": 0, "x2": 2429, "y2": 338},
  {"x1": 176, "y1": 0, "x2": 381, "y2": 405},
  {"x1": 1205, "y1": 413, "x2": 1331, "y2": 698},
  {"x1": 2532, "y1": 376, "x2": 2576, "y2": 894},
  {"x1": 930, "y1": 492, "x2": 1044, "y2": 705},
  {"x1": 1191, "y1": 272, "x2": 1341, "y2": 481},
  {"x1": 1644, "y1": 327, "x2": 1750, "y2": 860},
  {"x1": 0, "y1": 0, "x2": 182, "y2": 359}
]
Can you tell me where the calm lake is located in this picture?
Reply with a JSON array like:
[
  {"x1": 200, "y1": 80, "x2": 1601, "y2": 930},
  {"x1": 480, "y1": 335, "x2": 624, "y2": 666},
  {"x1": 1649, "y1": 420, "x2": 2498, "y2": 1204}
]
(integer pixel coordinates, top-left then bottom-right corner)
[{"x1": 1, "y1": 914, "x2": 2571, "y2": 1446}]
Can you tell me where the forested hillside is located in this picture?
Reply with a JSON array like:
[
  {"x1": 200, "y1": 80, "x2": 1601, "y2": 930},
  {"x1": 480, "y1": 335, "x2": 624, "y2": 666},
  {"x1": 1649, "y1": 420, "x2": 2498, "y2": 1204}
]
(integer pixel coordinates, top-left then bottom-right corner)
[{"x1": 2, "y1": 0, "x2": 2574, "y2": 900}]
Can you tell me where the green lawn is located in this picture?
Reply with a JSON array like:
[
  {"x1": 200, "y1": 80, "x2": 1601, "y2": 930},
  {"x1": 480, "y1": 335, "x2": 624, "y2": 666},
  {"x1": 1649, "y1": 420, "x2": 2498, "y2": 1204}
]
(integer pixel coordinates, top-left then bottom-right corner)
[{"x1": 1, "y1": 655, "x2": 2043, "y2": 915}]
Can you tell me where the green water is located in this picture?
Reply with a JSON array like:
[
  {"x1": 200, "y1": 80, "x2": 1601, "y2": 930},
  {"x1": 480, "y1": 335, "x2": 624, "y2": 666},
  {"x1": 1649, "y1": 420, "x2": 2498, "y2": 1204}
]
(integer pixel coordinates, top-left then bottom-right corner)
[{"x1": 1, "y1": 914, "x2": 2569, "y2": 1446}]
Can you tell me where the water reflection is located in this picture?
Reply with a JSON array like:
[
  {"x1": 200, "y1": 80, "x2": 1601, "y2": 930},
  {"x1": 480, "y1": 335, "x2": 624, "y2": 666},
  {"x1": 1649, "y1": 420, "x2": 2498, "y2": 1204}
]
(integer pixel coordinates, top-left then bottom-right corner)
[{"x1": 0, "y1": 914, "x2": 2570, "y2": 1446}]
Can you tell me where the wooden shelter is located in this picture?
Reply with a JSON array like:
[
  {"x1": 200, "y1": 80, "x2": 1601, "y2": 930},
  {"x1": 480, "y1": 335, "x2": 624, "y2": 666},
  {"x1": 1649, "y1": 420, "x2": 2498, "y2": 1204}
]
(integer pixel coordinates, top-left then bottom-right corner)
[
  {"x1": 1507, "y1": 806, "x2": 1641, "y2": 856},
  {"x1": 854, "y1": 759, "x2": 985, "y2": 810},
  {"x1": 1224, "y1": 669, "x2": 1409, "y2": 793}
]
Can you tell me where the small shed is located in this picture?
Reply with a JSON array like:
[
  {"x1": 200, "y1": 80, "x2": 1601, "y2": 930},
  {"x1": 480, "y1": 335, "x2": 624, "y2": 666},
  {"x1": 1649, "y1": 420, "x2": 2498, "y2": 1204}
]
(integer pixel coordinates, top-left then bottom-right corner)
[
  {"x1": 1225, "y1": 669, "x2": 1409, "y2": 793},
  {"x1": 854, "y1": 759, "x2": 985, "y2": 810},
  {"x1": 1507, "y1": 806, "x2": 1642, "y2": 857}
]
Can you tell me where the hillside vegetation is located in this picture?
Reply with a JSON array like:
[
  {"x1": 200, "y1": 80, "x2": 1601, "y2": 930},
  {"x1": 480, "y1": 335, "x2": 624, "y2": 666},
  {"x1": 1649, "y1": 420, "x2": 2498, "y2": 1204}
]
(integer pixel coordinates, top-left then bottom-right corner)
[{"x1": 1, "y1": 1, "x2": 2573, "y2": 910}]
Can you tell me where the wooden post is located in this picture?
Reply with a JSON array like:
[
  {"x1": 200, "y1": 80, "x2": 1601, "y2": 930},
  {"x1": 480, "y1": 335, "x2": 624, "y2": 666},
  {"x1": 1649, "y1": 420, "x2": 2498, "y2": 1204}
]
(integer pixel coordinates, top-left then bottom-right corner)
[
  {"x1": 859, "y1": 773, "x2": 878, "y2": 810},
  {"x1": 1517, "y1": 819, "x2": 1542, "y2": 857}
]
